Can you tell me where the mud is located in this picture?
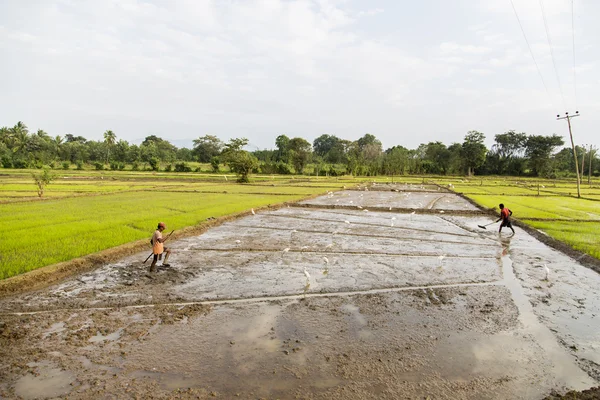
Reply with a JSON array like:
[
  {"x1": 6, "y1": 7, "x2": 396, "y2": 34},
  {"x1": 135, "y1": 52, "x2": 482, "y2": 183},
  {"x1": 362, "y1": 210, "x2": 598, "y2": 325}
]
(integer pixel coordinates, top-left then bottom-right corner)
[{"x1": 1, "y1": 188, "x2": 599, "y2": 399}]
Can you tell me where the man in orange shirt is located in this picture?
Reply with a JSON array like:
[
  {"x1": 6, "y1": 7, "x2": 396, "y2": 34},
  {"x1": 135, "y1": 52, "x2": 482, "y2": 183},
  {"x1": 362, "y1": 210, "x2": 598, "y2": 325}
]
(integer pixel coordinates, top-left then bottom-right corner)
[
  {"x1": 149, "y1": 222, "x2": 171, "y2": 273},
  {"x1": 495, "y1": 203, "x2": 515, "y2": 235}
]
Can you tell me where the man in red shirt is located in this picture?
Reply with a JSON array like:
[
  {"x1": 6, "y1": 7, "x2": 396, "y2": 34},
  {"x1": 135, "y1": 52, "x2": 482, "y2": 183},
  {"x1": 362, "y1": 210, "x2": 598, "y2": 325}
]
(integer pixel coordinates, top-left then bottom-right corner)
[{"x1": 496, "y1": 203, "x2": 515, "y2": 235}]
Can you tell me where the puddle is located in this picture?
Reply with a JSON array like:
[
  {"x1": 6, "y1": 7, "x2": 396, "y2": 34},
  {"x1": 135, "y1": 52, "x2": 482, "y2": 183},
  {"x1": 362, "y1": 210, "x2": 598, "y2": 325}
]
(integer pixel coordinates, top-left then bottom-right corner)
[
  {"x1": 42, "y1": 321, "x2": 66, "y2": 338},
  {"x1": 340, "y1": 303, "x2": 370, "y2": 339},
  {"x1": 13, "y1": 361, "x2": 75, "y2": 400},
  {"x1": 88, "y1": 328, "x2": 123, "y2": 343},
  {"x1": 501, "y1": 252, "x2": 596, "y2": 389}
]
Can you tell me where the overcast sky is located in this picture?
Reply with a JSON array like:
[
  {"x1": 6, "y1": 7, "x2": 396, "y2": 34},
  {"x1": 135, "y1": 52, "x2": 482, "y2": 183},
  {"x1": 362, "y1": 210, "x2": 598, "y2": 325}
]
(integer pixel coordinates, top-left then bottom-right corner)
[{"x1": 1, "y1": 0, "x2": 598, "y2": 151}]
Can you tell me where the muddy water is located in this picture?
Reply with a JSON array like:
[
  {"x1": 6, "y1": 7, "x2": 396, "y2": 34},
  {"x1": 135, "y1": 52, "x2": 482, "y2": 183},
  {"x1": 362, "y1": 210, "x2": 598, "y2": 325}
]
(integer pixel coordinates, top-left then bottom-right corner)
[{"x1": 1, "y1": 188, "x2": 599, "y2": 399}]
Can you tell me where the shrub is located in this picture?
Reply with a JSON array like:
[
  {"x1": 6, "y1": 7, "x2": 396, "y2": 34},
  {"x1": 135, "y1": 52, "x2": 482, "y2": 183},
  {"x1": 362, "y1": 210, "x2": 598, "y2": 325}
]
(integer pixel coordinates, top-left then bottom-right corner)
[
  {"x1": 1, "y1": 156, "x2": 13, "y2": 168},
  {"x1": 13, "y1": 159, "x2": 28, "y2": 169},
  {"x1": 175, "y1": 162, "x2": 192, "y2": 172},
  {"x1": 149, "y1": 157, "x2": 159, "y2": 171},
  {"x1": 211, "y1": 156, "x2": 220, "y2": 173},
  {"x1": 277, "y1": 162, "x2": 293, "y2": 175},
  {"x1": 31, "y1": 167, "x2": 56, "y2": 197}
]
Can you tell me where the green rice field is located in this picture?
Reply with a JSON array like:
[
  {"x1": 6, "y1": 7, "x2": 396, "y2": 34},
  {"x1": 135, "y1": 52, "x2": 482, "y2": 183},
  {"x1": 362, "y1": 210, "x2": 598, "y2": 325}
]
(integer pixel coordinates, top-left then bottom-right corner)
[
  {"x1": 0, "y1": 171, "x2": 356, "y2": 279},
  {"x1": 1, "y1": 170, "x2": 599, "y2": 280}
]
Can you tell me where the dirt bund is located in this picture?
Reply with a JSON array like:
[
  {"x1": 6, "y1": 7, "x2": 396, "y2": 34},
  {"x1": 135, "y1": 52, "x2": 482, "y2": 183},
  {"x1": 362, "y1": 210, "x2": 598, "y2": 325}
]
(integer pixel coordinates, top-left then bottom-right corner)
[
  {"x1": 291, "y1": 202, "x2": 487, "y2": 216},
  {"x1": 0, "y1": 195, "x2": 324, "y2": 298}
]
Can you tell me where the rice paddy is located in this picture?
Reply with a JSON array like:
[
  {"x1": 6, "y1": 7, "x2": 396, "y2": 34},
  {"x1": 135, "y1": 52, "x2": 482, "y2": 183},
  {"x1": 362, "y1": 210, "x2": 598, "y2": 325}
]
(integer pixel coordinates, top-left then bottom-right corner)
[{"x1": 1, "y1": 170, "x2": 599, "y2": 280}]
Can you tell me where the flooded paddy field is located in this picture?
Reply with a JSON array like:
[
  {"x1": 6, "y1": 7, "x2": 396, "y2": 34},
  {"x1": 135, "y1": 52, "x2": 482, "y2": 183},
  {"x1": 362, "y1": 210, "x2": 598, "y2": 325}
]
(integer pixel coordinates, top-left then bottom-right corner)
[{"x1": 1, "y1": 184, "x2": 599, "y2": 399}]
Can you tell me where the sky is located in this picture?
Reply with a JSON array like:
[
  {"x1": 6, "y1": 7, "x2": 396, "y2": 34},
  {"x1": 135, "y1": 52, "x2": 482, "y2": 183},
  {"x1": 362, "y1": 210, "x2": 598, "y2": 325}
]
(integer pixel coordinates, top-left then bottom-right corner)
[{"x1": 1, "y1": 0, "x2": 598, "y2": 151}]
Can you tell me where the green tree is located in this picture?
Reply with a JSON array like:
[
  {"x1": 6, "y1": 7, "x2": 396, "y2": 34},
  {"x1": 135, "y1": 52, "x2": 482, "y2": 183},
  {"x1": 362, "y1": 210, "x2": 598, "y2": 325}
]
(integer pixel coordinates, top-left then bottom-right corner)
[
  {"x1": 222, "y1": 138, "x2": 259, "y2": 182},
  {"x1": 103, "y1": 130, "x2": 117, "y2": 163},
  {"x1": 275, "y1": 134, "x2": 290, "y2": 162},
  {"x1": 288, "y1": 137, "x2": 312, "y2": 174},
  {"x1": 461, "y1": 131, "x2": 487, "y2": 176},
  {"x1": 313, "y1": 134, "x2": 346, "y2": 163},
  {"x1": 141, "y1": 135, "x2": 177, "y2": 163},
  {"x1": 524, "y1": 134, "x2": 564, "y2": 177},
  {"x1": 487, "y1": 131, "x2": 527, "y2": 175},
  {"x1": 423, "y1": 141, "x2": 450, "y2": 174},
  {"x1": 446, "y1": 143, "x2": 463, "y2": 174},
  {"x1": 192, "y1": 135, "x2": 224, "y2": 162},
  {"x1": 383, "y1": 146, "x2": 410, "y2": 176}
]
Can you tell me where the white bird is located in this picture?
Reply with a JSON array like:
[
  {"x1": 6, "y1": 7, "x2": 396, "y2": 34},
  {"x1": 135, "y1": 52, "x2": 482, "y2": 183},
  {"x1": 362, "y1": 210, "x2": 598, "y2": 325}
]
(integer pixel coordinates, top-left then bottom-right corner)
[
  {"x1": 304, "y1": 268, "x2": 311, "y2": 280},
  {"x1": 544, "y1": 265, "x2": 550, "y2": 281},
  {"x1": 251, "y1": 208, "x2": 255, "y2": 215},
  {"x1": 323, "y1": 256, "x2": 329, "y2": 265},
  {"x1": 344, "y1": 220, "x2": 350, "y2": 224}
]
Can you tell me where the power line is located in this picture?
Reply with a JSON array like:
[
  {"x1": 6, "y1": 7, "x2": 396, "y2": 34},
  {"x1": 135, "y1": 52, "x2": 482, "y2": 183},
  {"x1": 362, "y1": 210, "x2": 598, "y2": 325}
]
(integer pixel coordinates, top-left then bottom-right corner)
[
  {"x1": 571, "y1": 0, "x2": 578, "y2": 109},
  {"x1": 509, "y1": 0, "x2": 553, "y2": 105},
  {"x1": 539, "y1": 0, "x2": 567, "y2": 110}
]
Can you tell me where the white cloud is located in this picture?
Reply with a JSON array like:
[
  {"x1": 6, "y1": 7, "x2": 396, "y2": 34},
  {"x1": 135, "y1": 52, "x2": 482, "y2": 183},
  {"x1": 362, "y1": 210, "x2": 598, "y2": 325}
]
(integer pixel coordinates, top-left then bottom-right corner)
[
  {"x1": 439, "y1": 42, "x2": 492, "y2": 55},
  {"x1": 1, "y1": 0, "x2": 598, "y2": 148}
]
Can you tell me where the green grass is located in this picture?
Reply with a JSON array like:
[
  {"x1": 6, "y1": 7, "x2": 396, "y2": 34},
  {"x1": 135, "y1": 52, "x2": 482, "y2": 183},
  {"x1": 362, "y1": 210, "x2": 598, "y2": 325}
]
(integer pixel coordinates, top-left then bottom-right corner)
[
  {"x1": 467, "y1": 195, "x2": 600, "y2": 220},
  {"x1": 437, "y1": 176, "x2": 600, "y2": 261},
  {"x1": 0, "y1": 171, "x2": 342, "y2": 279},
  {"x1": 521, "y1": 221, "x2": 600, "y2": 259}
]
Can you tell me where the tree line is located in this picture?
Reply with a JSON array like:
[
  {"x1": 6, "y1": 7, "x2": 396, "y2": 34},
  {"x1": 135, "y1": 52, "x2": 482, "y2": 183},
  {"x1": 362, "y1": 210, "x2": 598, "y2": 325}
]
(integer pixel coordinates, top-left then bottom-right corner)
[{"x1": 1, "y1": 121, "x2": 597, "y2": 181}]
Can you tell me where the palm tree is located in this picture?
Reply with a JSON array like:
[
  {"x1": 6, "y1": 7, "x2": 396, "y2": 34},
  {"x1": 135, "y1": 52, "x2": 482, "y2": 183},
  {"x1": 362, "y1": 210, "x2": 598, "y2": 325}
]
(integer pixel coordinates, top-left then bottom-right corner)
[
  {"x1": 11, "y1": 122, "x2": 29, "y2": 155},
  {"x1": 103, "y1": 130, "x2": 116, "y2": 163}
]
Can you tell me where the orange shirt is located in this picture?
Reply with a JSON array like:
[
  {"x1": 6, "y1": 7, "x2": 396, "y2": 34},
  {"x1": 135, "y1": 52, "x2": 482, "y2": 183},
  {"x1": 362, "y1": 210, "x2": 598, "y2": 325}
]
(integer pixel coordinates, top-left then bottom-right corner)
[{"x1": 152, "y1": 230, "x2": 164, "y2": 255}]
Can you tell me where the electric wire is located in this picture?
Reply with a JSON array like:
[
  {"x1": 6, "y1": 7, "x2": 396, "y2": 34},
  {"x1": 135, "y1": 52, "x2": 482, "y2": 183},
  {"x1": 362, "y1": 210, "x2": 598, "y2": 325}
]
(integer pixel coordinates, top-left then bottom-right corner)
[
  {"x1": 509, "y1": 0, "x2": 553, "y2": 106},
  {"x1": 571, "y1": 0, "x2": 578, "y2": 110},
  {"x1": 539, "y1": 0, "x2": 567, "y2": 110}
]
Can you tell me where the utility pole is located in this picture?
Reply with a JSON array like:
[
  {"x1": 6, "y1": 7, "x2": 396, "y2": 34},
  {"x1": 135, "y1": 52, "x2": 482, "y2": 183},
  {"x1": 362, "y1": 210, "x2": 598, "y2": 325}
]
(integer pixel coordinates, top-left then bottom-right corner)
[
  {"x1": 557, "y1": 111, "x2": 581, "y2": 198},
  {"x1": 589, "y1": 145, "x2": 595, "y2": 186},
  {"x1": 581, "y1": 143, "x2": 586, "y2": 187}
]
